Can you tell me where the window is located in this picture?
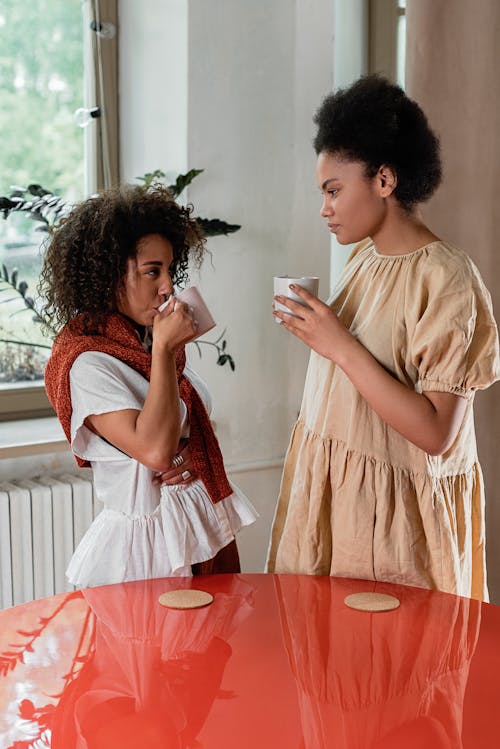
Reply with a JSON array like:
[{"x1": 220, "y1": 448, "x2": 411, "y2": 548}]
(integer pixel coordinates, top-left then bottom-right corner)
[
  {"x1": 369, "y1": 0, "x2": 406, "y2": 87},
  {"x1": 0, "y1": 0, "x2": 118, "y2": 421},
  {"x1": 0, "y1": 1, "x2": 84, "y2": 419}
]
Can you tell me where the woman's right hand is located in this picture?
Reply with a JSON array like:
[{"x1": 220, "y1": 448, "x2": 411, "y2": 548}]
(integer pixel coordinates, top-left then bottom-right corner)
[
  {"x1": 152, "y1": 296, "x2": 198, "y2": 353},
  {"x1": 273, "y1": 284, "x2": 353, "y2": 365}
]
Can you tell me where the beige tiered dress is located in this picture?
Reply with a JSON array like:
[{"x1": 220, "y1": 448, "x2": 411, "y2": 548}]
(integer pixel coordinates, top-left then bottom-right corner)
[{"x1": 267, "y1": 239, "x2": 500, "y2": 600}]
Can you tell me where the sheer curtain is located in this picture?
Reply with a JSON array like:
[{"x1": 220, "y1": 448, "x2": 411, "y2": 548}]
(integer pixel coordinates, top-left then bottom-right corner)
[
  {"x1": 83, "y1": 0, "x2": 119, "y2": 192},
  {"x1": 406, "y1": 0, "x2": 500, "y2": 601}
]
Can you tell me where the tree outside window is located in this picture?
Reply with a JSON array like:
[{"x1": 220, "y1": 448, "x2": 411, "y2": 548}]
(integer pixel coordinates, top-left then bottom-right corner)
[{"x1": 0, "y1": 0, "x2": 84, "y2": 389}]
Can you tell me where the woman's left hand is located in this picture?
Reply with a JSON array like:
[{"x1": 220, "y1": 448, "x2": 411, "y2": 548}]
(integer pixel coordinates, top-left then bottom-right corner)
[
  {"x1": 273, "y1": 285, "x2": 354, "y2": 364},
  {"x1": 153, "y1": 441, "x2": 198, "y2": 486}
]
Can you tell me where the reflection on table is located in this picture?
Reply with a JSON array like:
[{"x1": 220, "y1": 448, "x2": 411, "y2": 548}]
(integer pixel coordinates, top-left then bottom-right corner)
[
  {"x1": 276, "y1": 576, "x2": 480, "y2": 749},
  {"x1": 1, "y1": 574, "x2": 499, "y2": 748}
]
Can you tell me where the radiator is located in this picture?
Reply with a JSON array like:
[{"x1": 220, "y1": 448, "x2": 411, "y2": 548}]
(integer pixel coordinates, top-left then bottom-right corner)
[{"x1": 0, "y1": 473, "x2": 101, "y2": 608}]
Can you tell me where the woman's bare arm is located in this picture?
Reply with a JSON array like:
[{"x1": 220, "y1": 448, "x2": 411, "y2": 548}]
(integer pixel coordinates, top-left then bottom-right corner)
[
  {"x1": 274, "y1": 286, "x2": 467, "y2": 456},
  {"x1": 86, "y1": 300, "x2": 197, "y2": 470}
]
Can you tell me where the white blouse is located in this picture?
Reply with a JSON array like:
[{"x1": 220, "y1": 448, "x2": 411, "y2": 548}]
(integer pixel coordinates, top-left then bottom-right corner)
[{"x1": 67, "y1": 351, "x2": 258, "y2": 587}]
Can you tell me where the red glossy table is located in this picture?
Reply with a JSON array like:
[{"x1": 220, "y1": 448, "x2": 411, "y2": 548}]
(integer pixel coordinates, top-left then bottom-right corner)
[{"x1": 0, "y1": 574, "x2": 499, "y2": 748}]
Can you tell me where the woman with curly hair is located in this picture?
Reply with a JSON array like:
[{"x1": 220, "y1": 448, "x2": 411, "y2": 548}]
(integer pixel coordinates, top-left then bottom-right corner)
[
  {"x1": 40, "y1": 184, "x2": 257, "y2": 586},
  {"x1": 268, "y1": 75, "x2": 499, "y2": 600}
]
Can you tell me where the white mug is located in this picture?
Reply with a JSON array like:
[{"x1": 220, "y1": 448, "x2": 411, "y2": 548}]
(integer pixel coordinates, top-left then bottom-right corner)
[{"x1": 273, "y1": 275, "x2": 319, "y2": 322}]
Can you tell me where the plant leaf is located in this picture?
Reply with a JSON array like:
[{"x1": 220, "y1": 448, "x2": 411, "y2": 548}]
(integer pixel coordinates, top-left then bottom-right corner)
[
  {"x1": 28, "y1": 211, "x2": 47, "y2": 222},
  {"x1": 196, "y1": 217, "x2": 241, "y2": 236},
  {"x1": 137, "y1": 169, "x2": 167, "y2": 187},
  {"x1": 0, "y1": 197, "x2": 17, "y2": 210},
  {"x1": 168, "y1": 169, "x2": 204, "y2": 197},
  {"x1": 28, "y1": 183, "x2": 51, "y2": 197},
  {"x1": 45, "y1": 196, "x2": 62, "y2": 207},
  {"x1": 15, "y1": 629, "x2": 39, "y2": 637}
]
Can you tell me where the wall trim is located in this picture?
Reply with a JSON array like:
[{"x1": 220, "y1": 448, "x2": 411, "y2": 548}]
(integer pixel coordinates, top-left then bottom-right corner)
[{"x1": 226, "y1": 457, "x2": 285, "y2": 475}]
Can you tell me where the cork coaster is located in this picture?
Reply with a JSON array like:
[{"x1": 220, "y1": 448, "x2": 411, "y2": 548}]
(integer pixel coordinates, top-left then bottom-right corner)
[
  {"x1": 158, "y1": 589, "x2": 214, "y2": 610},
  {"x1": 344, "y1": 592, "x2": 400, "y2": 612}
]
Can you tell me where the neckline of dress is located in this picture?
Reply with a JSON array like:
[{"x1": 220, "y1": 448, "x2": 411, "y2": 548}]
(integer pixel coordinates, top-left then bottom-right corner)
[{"x1": 371, "y1": 239, "x2": 441, "y2": 259}]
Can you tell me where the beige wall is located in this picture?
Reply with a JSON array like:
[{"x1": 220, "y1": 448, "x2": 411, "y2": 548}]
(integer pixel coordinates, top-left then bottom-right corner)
[{"x1": 406, "y1": 0, "x2": 500, "y2": 601}]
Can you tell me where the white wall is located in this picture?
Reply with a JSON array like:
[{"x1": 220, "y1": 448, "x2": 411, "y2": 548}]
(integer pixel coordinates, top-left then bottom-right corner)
[
  {"x1": 330, "y1": 0, "x2": 369, "y2": 289},
  {"x1": 0, "y1": 0, "x2": 367, "y2": 573},
  {"x1": 119, "y1": 0, "x2": 189, "y2": 178},
  {"x1": 185, "y1": 0, "x2": 334, "y2": 462},
  {"x1": 119, "y1": 0, "x2": 337, "y2": 570}
]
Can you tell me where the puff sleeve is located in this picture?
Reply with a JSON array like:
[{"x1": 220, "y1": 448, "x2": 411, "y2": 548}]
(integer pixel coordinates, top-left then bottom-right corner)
[{"x1": 407, "y1": 251, "x2": 500, "y2": 397}]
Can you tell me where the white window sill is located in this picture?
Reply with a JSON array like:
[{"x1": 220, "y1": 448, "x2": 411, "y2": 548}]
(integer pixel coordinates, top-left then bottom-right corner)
[
  {"x1": 0, "y1": 417, "x2": 68, "y2": 458},
  {"x1": 0, "y1": 417, "x2": 286, "y2": 474}
]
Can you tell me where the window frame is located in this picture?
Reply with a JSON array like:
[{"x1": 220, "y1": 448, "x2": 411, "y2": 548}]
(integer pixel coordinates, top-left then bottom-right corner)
[
  {"x1": 0, "y1": 382, "x2": 54, "y2": 422},
  {"x1": 368, "y1": 0, "x2": 406, "y2": 84}
]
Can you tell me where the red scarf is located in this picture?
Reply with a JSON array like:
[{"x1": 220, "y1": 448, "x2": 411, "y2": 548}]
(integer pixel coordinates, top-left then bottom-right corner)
[{"x1": 44, "y1": 313, "x2": 232, "y2": 504}]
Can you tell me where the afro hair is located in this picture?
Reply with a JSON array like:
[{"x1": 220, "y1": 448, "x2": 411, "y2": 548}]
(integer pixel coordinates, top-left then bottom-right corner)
[{"x1": 313, "y1": 75, "x2": 442, "y2": 208}]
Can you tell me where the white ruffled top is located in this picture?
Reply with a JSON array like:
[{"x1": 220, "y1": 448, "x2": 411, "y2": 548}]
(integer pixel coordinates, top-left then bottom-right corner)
[{"x1": 67, "y1": 351, "x2": 258, "y2": 587}]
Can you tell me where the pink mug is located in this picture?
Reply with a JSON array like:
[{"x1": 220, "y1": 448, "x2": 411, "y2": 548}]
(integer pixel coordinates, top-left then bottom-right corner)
[{"x1": 159, "y1": 286, "x2": 216, "y2": 340}]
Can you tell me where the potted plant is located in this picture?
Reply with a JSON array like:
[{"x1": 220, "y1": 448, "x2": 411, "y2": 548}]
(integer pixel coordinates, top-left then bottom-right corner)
[{"x1": 0, "y1": 169, "x2": 238, "y2": 381}]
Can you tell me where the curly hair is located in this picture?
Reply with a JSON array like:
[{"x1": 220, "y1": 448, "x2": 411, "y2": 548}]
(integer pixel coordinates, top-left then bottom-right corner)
[
  {"x1": 313, "y1": 75, "x2": 442, "y2": 209},
  {"x1": 38, "y1": 184, "x2": 206, "y2": 334}
]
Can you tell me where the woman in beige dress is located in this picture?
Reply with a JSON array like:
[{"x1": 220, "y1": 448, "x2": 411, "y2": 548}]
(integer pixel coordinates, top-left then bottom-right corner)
[{"x1": 268, "y1": 75, "x2": 499, "y2": 601}]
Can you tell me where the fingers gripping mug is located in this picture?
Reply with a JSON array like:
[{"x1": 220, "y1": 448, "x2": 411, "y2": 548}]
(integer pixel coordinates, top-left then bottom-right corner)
[
  {"x1": 273, "y1": 275, "x2": 320, "y2": 322},
  {"x1": 158, "y1": 286, "x2": 216, "y2": 339}
]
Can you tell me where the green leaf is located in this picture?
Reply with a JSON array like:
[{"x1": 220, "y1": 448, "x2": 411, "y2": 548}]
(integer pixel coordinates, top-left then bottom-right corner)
[
  {"x1": 196, "y1": 217, "x2": 241, "y2": 237},
  {"x1": 27, "y1": 184, "x2": 51, "y2": 197},
  {"x1": 137, "y1": 169, "x2": 167, "y2": 187},
  {"x1": 0, "y1": 197, "x2": 17, "y2": 210},
  {"x1": 168, "y1": 169, "x2": 204, "y2": 198}
]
